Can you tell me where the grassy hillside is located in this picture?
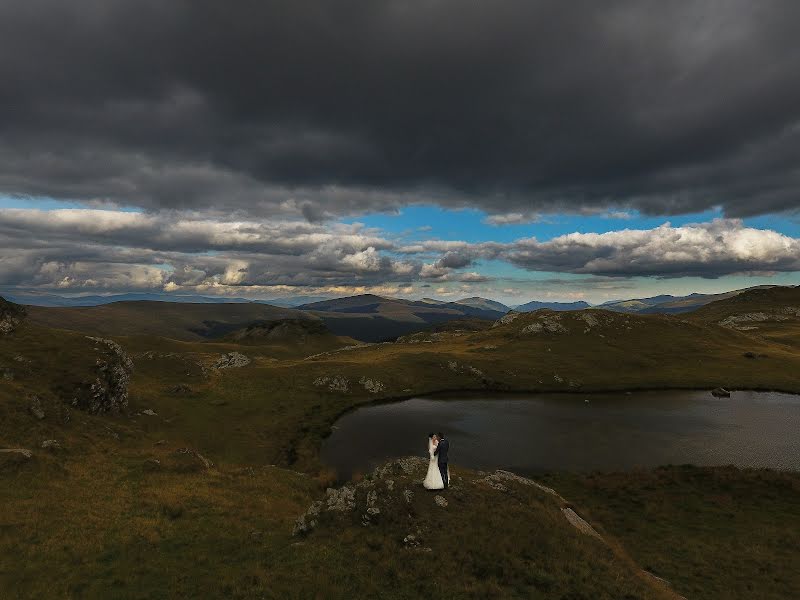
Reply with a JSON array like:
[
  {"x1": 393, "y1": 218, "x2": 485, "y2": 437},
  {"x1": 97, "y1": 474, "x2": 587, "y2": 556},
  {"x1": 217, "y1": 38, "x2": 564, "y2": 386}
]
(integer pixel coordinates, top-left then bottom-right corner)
[
  {"x1": 602, "y1": 286, "x2": 776, "y2": 314},
  {"x1": 26, "y1": 301, "x2": 312, "y2": 341},
  {"x1": 688, "y1": 285, "x2": 800, "y2": 349},
  {"x1": 3, "y1": 290, "x2": 800, "y2": 598},
  {"x1": 544, "y1": 466, "x2": 800, "y2": 600},
  {"x1": 299, "y1": 294, "x2": 506, "y2": 341}
]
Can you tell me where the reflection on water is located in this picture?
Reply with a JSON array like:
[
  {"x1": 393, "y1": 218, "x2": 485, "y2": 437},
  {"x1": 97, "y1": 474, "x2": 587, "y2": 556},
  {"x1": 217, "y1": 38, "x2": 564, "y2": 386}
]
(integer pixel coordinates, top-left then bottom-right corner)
[{"x1": 321, "y1": 390, "x2": 800, "y2": 480}]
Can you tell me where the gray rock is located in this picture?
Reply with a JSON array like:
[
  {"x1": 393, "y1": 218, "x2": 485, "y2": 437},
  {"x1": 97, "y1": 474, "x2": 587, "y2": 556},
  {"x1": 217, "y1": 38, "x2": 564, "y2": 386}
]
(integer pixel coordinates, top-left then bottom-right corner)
[
  {"x1": 492, "y1": 311, "x2": 521, "y2": 328},
  {"x1": 41, "y1": 439, "x2": 61, "y2": 450},
  {"x1": 359, "y1": 376, "x2": 386, "y2": 393},
  {"x1": 142, "y1": 408, "x2": 157, "y2": 416},
  {"x1": 434, "y1": 495, "x2": 448, "y2": 507},
  {"x1": 0, "y1": 448, "x2": 32, "y2": 458},
  {"x1": 76, "y1": 337, "x2": 134, "y2": 414},
  {"x1": 520, "y1": 313, "x2": 568, "y2": 335},
  {"x1": 0, "y1": 298, "x2": 25, "y2": 335},
  {"x1": 313, "y1": 375, "x2": 350, "y2": 393},
  {"x1": 325, "y1": 485, "x2": 356, "y2": 512},
  {"x1": 213, "y1": 352, "x2": 251, "y2": 369},
  {"x1": 28, "y1": 396, "x2": 46, "y2": 420},
  {"x1": 562, "y1": 507, "x2": 603, "y2": 540},
  {"x1": 293, "y1": 500, "x2": 323, "y2": 535}
]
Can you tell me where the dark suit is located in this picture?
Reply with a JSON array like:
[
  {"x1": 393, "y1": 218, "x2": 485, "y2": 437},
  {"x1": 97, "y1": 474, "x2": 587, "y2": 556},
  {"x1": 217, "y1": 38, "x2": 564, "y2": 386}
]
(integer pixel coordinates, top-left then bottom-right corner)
[{"x1": 434, "y1": 437, "x2": 449, "y2": 488}]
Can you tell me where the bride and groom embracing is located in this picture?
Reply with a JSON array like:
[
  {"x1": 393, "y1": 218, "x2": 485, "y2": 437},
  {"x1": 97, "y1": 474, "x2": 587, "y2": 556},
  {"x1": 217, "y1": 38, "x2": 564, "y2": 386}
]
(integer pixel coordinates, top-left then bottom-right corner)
[{"x1": 423, "y1": 432, "x2": 450, "y2": 490}]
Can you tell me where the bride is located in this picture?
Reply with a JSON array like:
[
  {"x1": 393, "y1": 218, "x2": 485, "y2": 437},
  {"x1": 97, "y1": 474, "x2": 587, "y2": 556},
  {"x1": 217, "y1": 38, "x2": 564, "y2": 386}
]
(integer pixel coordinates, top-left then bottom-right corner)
[{"x1": 423, "y1": 433, "x2": 448, "y2": 490}]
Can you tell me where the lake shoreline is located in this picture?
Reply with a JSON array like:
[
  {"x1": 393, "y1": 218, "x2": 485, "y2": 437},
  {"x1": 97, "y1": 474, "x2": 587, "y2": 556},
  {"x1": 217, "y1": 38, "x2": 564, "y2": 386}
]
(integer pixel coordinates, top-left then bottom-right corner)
[
  {"x1": 321, "y1": 388, "x2": 800, "y2": 481},
  {"x1": 320, "y1": 383, "x2": 800, "y2": 443}
]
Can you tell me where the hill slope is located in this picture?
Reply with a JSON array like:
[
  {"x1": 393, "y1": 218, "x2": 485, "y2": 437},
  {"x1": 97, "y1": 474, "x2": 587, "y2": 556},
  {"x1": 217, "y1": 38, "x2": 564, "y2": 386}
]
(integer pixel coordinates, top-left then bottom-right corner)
[
  {"x1": 3, "y1": 293, "x2": 800, "y2": 598},
  {"x1": 687, "y1": 285, "x2": 800, "y2": 348},
  {"x1": 455, "y1": 296, "x2": 510, "y2": 313},
  {"x1": 26, "y1": 301, "x2": 311, "y2": 341},
  {"x1": 299, "y1": 294, "x2": 503, "y2": 341},
  {"x1": 602, "y1": 286, "x2": 777, "y2": 314}
]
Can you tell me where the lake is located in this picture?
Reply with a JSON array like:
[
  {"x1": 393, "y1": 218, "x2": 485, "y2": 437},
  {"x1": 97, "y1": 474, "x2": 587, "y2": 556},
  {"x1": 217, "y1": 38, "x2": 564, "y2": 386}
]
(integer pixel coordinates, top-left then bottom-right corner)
[{"x1": 321, "y1": 390, "x2": 800, "y2": 480}]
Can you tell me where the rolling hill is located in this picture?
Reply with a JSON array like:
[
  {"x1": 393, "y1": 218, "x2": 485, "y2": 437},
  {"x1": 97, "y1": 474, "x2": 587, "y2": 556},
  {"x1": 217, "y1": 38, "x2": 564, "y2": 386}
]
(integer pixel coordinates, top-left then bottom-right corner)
[
  {"x1": 25, "y1": 301, "x2": 313, "y2": 341},
  {"x1": 454, "y1": 296, "x2": 510, "y2": 313},
  {"x1": 298, "y1": 294, "x2": 505, "y2": 341},
  {"x1": 601, "y1": 286, "x2": 778, "y2": 314}
]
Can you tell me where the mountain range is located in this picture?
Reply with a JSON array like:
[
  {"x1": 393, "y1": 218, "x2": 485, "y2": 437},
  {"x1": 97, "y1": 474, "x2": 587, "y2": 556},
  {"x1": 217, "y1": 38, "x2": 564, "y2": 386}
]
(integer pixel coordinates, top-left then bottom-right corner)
[{"x1": 5, "y1": 285, "x2": 780, "y2": 315}]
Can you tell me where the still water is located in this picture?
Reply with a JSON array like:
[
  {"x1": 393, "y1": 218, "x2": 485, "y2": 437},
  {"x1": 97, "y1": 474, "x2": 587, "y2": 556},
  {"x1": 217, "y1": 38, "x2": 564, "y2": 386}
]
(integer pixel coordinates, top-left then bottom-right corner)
[{"x1": 321, "y1": 390, "x2": 800, "y2": 480}]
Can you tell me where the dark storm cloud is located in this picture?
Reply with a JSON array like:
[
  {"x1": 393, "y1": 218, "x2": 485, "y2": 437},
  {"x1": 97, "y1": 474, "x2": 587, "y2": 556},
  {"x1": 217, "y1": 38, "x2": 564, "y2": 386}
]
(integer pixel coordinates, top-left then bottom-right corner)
[{"x1": 1, "y1": 0, "x2": 800, "y2": 217}]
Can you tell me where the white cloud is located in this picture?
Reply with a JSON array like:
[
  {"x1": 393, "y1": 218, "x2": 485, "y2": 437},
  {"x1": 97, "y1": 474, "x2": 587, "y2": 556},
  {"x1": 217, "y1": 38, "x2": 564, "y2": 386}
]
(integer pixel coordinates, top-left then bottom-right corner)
[{"x1": 483, "y1": 212, "x2": 541, "y2": 226}]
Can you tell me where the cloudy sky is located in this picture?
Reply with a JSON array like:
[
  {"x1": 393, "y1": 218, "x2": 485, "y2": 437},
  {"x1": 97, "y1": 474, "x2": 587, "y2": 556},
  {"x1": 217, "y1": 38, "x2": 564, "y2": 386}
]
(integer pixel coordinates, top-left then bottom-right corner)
[{"x1": 2, "y1": 0, "x2": 800, "y2": 304}]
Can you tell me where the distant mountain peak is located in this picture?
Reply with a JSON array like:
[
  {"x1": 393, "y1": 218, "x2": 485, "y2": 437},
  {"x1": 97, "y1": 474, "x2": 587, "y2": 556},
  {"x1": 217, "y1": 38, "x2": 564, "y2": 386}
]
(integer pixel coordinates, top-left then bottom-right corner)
[
  {"x1": 454, "y1": 297, "x2": 510, "y2": 313},
  {"x1": 515, "y1": 300, "x2": 591, "y2": 312}
]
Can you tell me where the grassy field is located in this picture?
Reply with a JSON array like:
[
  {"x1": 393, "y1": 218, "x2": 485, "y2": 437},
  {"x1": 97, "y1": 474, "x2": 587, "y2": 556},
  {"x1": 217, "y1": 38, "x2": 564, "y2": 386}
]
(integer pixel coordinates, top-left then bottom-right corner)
[
  {"x1": 2, "y1": 288, "x2": 800, "y2": 598},
  {"x1": 543, "y1": 466, "x2": 800, "y2": 600}
]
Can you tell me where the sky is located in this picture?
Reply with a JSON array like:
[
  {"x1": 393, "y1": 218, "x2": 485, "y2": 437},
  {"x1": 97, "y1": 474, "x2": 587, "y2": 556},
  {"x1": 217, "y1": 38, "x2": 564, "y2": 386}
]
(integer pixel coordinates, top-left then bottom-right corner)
[{"x1": 1, "y1": 1, "x2": 800, "y2": 305}]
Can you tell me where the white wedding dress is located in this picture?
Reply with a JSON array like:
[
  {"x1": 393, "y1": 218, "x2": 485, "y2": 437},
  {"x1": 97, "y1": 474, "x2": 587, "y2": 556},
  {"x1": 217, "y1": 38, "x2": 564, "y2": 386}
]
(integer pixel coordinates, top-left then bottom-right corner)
[{"x1": 423, "y1": 437, "x2": 448, "y2": 490}]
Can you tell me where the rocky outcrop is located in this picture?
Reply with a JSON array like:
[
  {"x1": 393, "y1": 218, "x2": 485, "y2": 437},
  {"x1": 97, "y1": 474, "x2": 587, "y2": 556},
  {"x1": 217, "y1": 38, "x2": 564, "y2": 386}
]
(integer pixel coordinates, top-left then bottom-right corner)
[
  {"x1": 561, "y1": 507, "x2": 603, "y2": 540},
  {"x1": 314, "y1": 375, "x2": 350, "y2": 392},
  {"x1": 0, "y1": 448, "x2": 33, "y2": 458},
  {"x1": 28, "y1": 395, "x2": 46, "y2": 420},
  {"x1": 213, "y1": 352, "x2": 251, "y2": 369},
  {"x1": 0, "y1": 297, "x2": 25, "y2": 335},
  {"x1": 397, "y1": 331, "x2": 467, "y2": 344},
  {"x1": 359, "y1": 376, "x2": 386, "y2": 393},
  {"x1": 492, "y1": 311, "x2": 521, "y2": 328},
  {"x1": 446, "y1": 360, "x2": 484, "y2": 378},
  {"x1": 293, "y1": 457, "x2": 428, "y2": 536},
  {"x1": 312, "y1": 374, "x2": 386, "y2": 394},
  {"x1": 519, "y1": 312, "x2": 568, "y2": 335},
  {"x1": 719, "y1": 307, "x2": 800, "y2": 330},
  {"x1": 293, "y1": 457, "x2": 612, "y2": 552},
  {"x1": 72, "y1": 337, "x2": 134, "y2": 414}
]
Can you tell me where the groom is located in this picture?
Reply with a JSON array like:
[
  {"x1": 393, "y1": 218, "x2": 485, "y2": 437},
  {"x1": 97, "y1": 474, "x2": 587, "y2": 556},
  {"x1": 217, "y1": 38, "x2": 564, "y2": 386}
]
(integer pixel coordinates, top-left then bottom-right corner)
[{"x1": 433, "y1": 431, "x2": 449, "y2": 489}]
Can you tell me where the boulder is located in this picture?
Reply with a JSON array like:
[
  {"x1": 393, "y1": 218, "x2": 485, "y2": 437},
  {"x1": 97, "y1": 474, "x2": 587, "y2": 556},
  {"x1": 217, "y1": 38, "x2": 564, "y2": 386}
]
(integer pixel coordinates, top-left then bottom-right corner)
[
  {"x1": 74, "y1": 337, "x2": 134, "y2": 414},
  {"x1": 491, "y1": 311, "x2": 521, "y2": 328},
  {"x1": 28, "y1": 395, "x2": 46, "y2": 420},
  {"x1": 313, "y1": 375, "x2": 350, "y2": 393},
  {"x1": 359, "y1": 376, "x2": 386, "y2": 393},
  {"x1": 213, "y1": 352, "x2": 251, "y2": 369},
  {"x1": 0, "y1": 297, "x2": 25, "y2": 335},
  {"x1": 325, "y1": 486, "x2": 356, "y2": 512}
]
